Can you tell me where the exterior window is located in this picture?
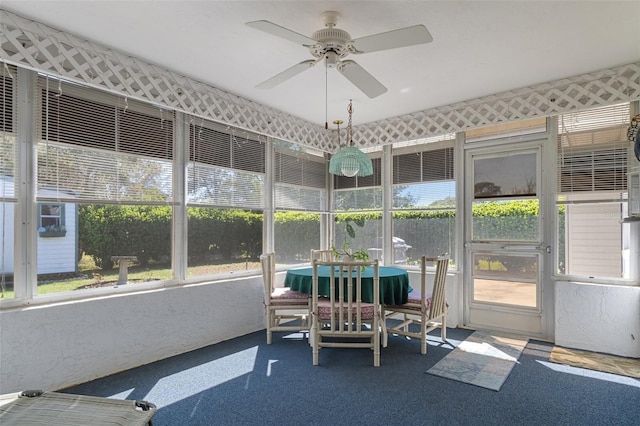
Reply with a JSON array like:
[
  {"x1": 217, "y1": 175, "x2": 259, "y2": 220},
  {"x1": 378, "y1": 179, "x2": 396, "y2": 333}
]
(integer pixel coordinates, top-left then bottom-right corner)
[{"x1": 38, "y1": 203, "x2": 65, "y2": 235}]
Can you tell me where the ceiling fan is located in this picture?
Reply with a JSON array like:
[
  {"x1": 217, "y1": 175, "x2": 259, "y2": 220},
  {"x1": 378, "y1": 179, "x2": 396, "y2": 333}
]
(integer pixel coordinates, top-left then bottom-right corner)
[{"x1": 246, "y1": 11, "x2": 433, "y2": 98}]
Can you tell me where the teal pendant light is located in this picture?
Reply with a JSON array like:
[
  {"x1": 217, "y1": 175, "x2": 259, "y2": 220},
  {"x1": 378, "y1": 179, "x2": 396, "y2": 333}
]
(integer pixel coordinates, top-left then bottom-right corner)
[{"x1": 328, "y1": 100, "x2": 373, "y2": 177}]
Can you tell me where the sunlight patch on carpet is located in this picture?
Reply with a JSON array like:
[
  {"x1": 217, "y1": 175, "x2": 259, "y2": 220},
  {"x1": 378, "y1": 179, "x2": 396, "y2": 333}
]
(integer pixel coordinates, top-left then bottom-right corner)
[
  {"x1": 426, "y1": 331, "x2": 528, "y2": 391},
  {"x1": 549, "y1": 346, "x2": 640, "y2": 379},
  {"x1": 143, "y1": 346, "x2": 258, "y2": 406}
]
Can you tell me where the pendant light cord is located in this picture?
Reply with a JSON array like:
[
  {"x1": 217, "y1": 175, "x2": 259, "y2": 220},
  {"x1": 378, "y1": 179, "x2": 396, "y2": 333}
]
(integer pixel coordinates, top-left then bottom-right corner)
[{"x1": 325, "y1": 61, "x2": 328, "y2": 130}]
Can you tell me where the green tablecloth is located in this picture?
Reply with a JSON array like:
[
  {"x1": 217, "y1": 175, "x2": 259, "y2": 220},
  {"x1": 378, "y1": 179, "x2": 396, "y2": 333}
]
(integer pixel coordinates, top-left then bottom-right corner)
[{"x1": 284, "y1": 266, "x2": 411, "y2": 305}]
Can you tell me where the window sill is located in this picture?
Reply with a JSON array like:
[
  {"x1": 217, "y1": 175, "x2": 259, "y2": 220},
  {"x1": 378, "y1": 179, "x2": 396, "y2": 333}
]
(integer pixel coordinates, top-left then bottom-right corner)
[{"x1": 39, "y1": 231, "x2": 67, "y2": 238}]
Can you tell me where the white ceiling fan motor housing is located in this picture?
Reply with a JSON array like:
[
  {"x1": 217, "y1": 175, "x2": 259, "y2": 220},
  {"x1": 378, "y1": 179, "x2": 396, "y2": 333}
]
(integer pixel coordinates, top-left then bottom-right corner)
[{"x1": 310, "y1": 27, "x2": 352, "y2": 60}]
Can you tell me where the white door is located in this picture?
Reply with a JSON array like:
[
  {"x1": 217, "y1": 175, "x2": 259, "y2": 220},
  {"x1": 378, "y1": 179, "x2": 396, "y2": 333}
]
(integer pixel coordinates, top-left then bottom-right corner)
[{"x1": 464, "y1": 141, "x2": 549, "y2": 337}]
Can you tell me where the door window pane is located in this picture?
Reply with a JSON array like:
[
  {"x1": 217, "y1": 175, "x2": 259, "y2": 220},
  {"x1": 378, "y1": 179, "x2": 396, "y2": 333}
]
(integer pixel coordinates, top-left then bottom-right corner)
[
  {"x1": 472, "y1": 253, "x2": 538, "y2": 308},
  {"x1": 472, "y1": 199, "x2": 539, "y2": 241},
  {"x1": 474, "y1": 153, "x2": 537, "y2": 198}
]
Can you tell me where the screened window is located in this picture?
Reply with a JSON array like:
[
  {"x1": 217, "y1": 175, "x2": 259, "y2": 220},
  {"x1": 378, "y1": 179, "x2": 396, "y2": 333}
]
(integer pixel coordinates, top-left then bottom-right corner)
[
  {"x1": 556, "y1": 103, "x2": 632, "y2": 280},
  {"x1": 334, "y1": 157, "x2": 382, "y2": 211},
  {"x1": 186, "y1": 118, "x2": 265, "y2": 277},
  {"x1": 274, "y1": 144, "x2": 326, "y2": 211},
  {"x1": 1, "y1": 65, "x2": 16, "y2": 300},
  {"x1": 188, "y1": 121, "x2": 264, "y2": 208},
  {"x1": 35, "y1": 76, "x2": 174, "y2": 295},
  {"x1": 274, "y1": 142, "x2": 326, "y2": 265},
  {"x1": 392, "y1": 142, "x2": 456, "y2": 264}
]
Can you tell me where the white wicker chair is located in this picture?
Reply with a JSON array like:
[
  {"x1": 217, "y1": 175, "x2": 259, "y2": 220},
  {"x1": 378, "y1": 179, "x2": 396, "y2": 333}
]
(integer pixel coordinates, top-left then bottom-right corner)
[
  {"x1": 311, "y1": 258, "x2": 382, "y2": 366},
  {"x1": 261, "y1": 253, "x2": 310, "y2": 344},
  {"x1": 384, "y1": 256, "x2": 449, "y2": 354},
  {"x1": 310, "y1": 249, "x2": 335, "y2": 262}
]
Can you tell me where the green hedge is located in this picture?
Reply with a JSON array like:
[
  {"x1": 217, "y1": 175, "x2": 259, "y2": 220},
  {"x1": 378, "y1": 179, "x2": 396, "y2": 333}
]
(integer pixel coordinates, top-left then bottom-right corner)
[{"x1": 79, "y1": 200, "x2": 556, "y2": 270}]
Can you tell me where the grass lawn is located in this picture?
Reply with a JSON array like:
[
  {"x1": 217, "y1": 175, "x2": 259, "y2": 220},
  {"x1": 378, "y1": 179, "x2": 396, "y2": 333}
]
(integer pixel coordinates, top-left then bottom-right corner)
[{"x1": 0, "y1": 256, "x2": 261, "y2": 299}]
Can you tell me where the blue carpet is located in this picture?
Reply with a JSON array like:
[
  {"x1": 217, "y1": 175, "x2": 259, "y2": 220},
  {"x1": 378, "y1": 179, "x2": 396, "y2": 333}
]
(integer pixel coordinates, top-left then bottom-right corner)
[{"x1": 63, "y1": 327, "x2": 640, "y2": 425}]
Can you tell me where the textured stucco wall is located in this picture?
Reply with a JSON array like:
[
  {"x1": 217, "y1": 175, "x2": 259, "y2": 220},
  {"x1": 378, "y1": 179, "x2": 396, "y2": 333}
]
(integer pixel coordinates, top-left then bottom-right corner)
[
  {"x1": 0, "y1": 275, "x2": 265, "y2": 393},
  {"x1": 555, "y1": 281, "x2": 640, "y2": 358}
]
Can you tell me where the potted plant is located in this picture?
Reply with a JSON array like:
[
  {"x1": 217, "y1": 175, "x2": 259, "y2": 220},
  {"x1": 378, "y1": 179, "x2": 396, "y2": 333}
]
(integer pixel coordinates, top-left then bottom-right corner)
[
  {"x1": 331, "y1": 241, "x2": 370, "y2": 262},
  {"x1": 38, "y1": 224, "x2": 67, "y2": 238}
]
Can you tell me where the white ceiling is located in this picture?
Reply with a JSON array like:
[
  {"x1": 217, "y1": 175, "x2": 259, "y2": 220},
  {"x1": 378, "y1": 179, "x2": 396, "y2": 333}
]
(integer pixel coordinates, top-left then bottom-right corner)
[{"x1": 2, "y1": 1, "x2": 639, "y2": 128}]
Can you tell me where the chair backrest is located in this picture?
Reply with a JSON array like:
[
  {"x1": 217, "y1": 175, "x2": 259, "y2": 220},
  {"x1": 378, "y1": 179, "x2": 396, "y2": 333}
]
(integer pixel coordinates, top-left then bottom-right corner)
[
  {"x1": 310, "y1": 249, "x2": 334, "y2": 262},
  {"x1": 312, "y1": 259, "x2": 379, "y2": 331},
  {"x1": 260, "y1": 253, "x2": 276, "y2": 299},
  {"x1": 423, "y1": 256, "x2": 449, "y2": 320}
]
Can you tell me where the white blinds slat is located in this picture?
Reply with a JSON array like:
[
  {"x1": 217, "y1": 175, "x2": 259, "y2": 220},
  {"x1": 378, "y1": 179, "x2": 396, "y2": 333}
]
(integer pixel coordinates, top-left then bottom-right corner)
[
  {"x1": 275, "y1": 184, "x2": 325, "y2": 211},
  {"x1": 558, "y1": 103, "x2": 630, "y2": 196},
  {"x1": 187, "y1": 163, "x2": 264, "y2": 209},
  {"x1": 37, "y1": 142, "x2": 173, "y2": 203}
]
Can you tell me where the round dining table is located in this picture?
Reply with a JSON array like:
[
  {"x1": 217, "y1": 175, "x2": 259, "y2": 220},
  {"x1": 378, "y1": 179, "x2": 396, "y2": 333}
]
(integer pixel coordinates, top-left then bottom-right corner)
[{"x1": 284, "y1": 265, "x2": 411, "y2": 305}]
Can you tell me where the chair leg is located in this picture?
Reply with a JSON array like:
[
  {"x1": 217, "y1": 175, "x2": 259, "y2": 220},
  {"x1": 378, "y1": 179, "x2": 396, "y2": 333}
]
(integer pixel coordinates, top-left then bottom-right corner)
[
  {"x1": 441, "y1": 315, "x2": 447, "y2": 341},
  {"x1": 374, "y1": 329, "x2": 380, "y2": 367},
  {"x1": 311, "y1": 316, "x2": 319, "y2": 365},
  {"x1": 420, "y1": 319, "x2": 427, "y2": 355},
  {"x1": 381, "y1": 320, "x2": 388, "y2": 348}
]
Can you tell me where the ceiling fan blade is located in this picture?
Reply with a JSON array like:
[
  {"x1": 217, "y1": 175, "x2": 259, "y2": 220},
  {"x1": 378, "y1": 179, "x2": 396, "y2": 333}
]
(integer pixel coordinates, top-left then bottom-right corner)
[
  {"x1": 256, "y1": 60, "x2": 317, "y2": 89},
  {"x1": 351, "y1": 25, "x2": 433, "y2": 54},
  {"x1": 246, "y1": 20, "x2": 317, "y2": 46},
  {"x1": 337, "y1": 60, "x2": 387, "y2": 98}
]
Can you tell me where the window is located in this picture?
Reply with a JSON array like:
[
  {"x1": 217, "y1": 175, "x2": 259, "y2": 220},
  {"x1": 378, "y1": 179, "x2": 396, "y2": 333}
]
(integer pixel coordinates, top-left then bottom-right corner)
[
  {"x1": 556, "y1": 103, "x2": 632, "y2": 281},
  {"x1": 186, "y1": 118, "x2": 264, "y2": 278},
  {"x1": 333, "y1": 156, "x2": 382, "y2": 259},
  {"x1": 472, "y1": 151, "x2": 539, "y2": 242},
  {"x1": 38, "y1": 203, "x2": 65, "y2": 235},
  {"x1": 392, "y1": 141, "x2": 456, "y2": 264},
  {"x1": 36, "y1": 75, "x2": 175, "y2": 294},
  {"x1": 273, "y1": 142, "x2": 326, "y2": 265},
  {"x1": 1, "y1": 64, "x2": 16, "y2": 299}
]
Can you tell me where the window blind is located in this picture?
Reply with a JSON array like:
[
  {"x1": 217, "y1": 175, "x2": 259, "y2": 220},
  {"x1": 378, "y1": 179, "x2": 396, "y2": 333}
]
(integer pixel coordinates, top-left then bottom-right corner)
[
  {"x1": 334, "y1": 157, "x2": 382, "y2": 189},
  {"x1": 274, "y1": 145, "x2": 326, "y2": 211},
  {"x1": 333, "y1": 157, "x2": 382, "y2": 211},
  {"x1": 188, "y1": 119, "x2": 264, "y2": 208},
  {"x1": 1, "y1": 64, "x2": 14, "y2": 134},
  {"x1": 465, "y1": 117, "x2": 547, "y2": 143},
  {"x1": 558, "y1": 103, "x2": 629, "y2": 197},
  {"x1": 392, "y1": 146, "x2": 455, "y2": 209},
  {"x1": 36, "y1": 76, "x2": 174, "y2": 204},
  {"x1": 1, "y1": 64, "x2": 16, "y2": 201},
  {"x1": 393, "y1": 147, "x2": 454, "y2": 184}
]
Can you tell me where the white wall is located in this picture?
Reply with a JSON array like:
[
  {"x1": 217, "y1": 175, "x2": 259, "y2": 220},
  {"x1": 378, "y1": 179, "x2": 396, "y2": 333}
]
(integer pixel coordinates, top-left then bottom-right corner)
[
  {"x1": 555, "y1": 281, "x2": 640, "y2": 358},
  {"x1": 3, "y1": 269, "x2": 638, "y2": 394},
  {"x1": 0, "y1": 275, "x2": 265, "y2": 393}
]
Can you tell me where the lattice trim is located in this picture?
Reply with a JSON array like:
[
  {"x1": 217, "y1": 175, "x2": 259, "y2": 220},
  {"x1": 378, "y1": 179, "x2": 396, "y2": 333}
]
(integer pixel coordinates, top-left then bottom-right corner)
[
  {"x1": 352, "y1": 63, "x2": 640, "y2": 148},
  {"x1": 1, "y1": 9, "x2": 639, "y2": 153}
]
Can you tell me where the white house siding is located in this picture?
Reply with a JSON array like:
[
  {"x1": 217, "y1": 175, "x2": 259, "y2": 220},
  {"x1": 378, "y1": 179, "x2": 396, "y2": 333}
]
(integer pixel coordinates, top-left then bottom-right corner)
[
  {"x1": 0, "y1": 203, "x2": 15, "y2": 275},
  {"x1": 37, "y1": 202, "x2": 77, "y2": 274},
  {"x1": 565, "y1": 203, "x2": 623, "y2": 278}
]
